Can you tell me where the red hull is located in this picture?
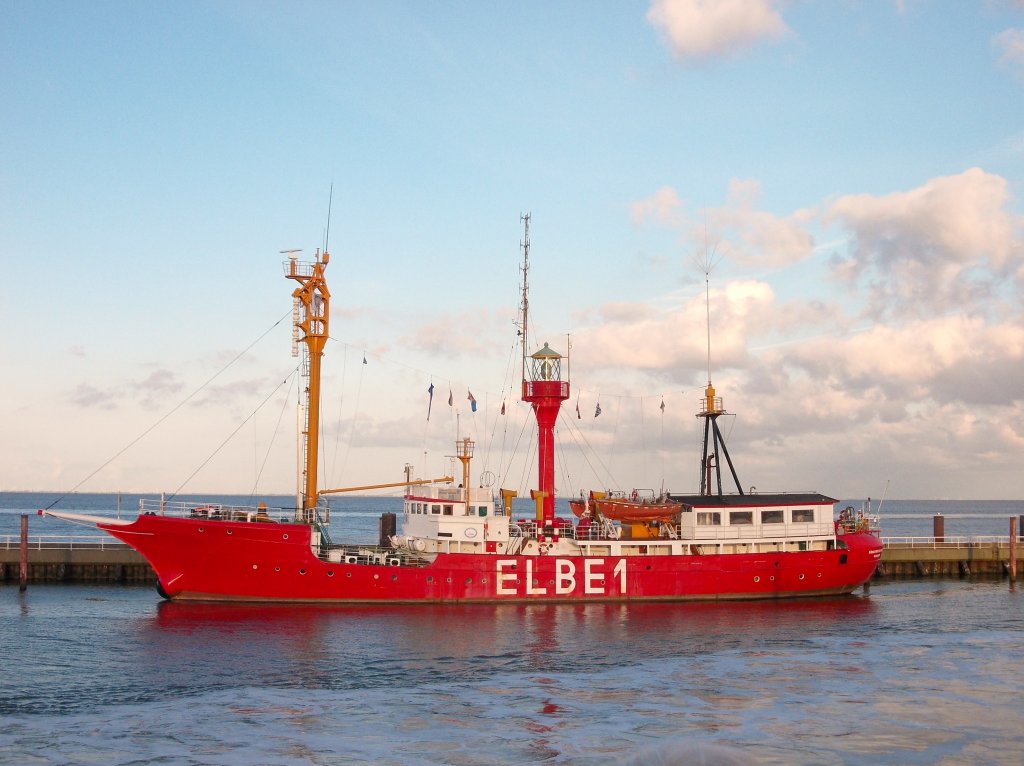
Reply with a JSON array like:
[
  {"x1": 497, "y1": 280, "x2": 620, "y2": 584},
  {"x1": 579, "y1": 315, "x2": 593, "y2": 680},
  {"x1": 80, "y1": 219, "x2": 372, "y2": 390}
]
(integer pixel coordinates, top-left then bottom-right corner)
[{"x1": 101, "y1": 515, "x2": 882, "y2": 603}]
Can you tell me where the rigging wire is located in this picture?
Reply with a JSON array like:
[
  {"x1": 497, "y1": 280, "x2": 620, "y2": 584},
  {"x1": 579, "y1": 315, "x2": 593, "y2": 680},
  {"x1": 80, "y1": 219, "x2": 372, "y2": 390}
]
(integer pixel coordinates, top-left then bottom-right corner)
[
  {"x1": 336, "y1": 347, "x2": 366, "y2": 485},
  {"x1": 168, "y1": 367, "x2": 299, "y2": 500},
  {"x1": 557, "y1": 408, "x2": 620, "y2": 493},
  {"x1": 250, "y1": 370, "x2": 297, "y2": 501},
  {"x1": 327, "y1": 339, "x2": 349, "y2": 489},
  {"x1": 43, "y1": 311, "x2": 292, "y2": 511}
]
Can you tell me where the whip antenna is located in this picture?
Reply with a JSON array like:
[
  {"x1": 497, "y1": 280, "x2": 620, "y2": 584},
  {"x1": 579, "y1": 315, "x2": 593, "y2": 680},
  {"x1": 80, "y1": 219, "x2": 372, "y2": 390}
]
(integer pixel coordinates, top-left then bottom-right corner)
[{"x1": 324, "y1": 182, "x2": 334, "y2": 253}]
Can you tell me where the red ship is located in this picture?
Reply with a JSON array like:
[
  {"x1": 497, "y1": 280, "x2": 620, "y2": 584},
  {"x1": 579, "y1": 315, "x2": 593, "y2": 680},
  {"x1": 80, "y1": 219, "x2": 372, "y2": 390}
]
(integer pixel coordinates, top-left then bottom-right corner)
[{"x1": 47, "y1": 219, "x2": 881, "y2": 602}]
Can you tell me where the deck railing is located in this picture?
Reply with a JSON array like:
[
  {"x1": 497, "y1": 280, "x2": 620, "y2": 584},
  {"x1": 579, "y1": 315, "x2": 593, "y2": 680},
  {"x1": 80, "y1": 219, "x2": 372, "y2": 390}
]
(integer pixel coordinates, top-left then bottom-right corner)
[
  {"x1": 0, "y1": 535, "x2": 132, "y2": 551},
  {"x1": 881, "y1": 536, "x2": 1013, "y2": 549},
  {"x1": 4, "y1": 533, "x2": 1019, "y2": 552}
]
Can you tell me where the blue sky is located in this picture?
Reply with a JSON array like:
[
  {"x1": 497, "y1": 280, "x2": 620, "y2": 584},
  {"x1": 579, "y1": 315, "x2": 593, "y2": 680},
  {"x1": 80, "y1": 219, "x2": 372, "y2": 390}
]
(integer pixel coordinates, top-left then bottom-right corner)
[{"x1": 3, "y1": 0, "x2": 1023, "y2": 501}]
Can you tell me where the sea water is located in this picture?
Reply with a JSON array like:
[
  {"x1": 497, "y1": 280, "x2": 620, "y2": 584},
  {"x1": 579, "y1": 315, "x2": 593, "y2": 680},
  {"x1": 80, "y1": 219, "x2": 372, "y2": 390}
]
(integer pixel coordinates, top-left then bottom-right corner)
[{"x1": 2, "y1": 494, "x2": 1023, "y2": 765}]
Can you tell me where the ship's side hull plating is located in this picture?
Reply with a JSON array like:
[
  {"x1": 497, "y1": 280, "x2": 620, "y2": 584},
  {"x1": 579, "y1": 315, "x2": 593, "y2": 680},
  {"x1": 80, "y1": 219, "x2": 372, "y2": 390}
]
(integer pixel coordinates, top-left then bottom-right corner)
[{"x1": 101, "y1": 516, "x2": 881, "y2": 603}]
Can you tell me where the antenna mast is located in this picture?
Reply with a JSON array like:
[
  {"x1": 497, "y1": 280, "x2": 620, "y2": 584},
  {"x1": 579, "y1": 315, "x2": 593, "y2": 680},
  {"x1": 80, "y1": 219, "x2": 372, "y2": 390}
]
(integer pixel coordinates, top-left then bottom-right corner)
[
  {"x1": 695, "y1": 242, "x2": 742, "y2": 496},
  {"x1": 324, "y1": 183, "x2": 334, "y2": 253},
  {"x1": 705, "y1": 267, "x2": 712, "y2": 385},
  {"x1": 519, "y1": 213, "x2": 531, "y2": 382}
]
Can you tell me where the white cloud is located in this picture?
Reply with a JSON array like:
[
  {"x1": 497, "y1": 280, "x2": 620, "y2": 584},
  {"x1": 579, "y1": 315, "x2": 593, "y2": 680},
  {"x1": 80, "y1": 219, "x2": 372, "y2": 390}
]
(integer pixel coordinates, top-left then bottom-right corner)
[
  {"x1": 824, "y1": 168, "x2": 1023, "y2": 319},
  {"x1": 646, "y1": 0, "x2": 791, "y2": 61},
  {"x1": 560, "y1": 165, "x2": 1024, "y2": 497},
  {"x1": 573, "y1": 279, "x2": 775, "y2": 379},
  {"x1": 630, "y1": 185, "x2": 684, "y2": 227},
  {"x1": 628, "y1": 180, "x2": 816, "y2": 268},
  {"x1": 993, "y1": 27, "x2": 1024, "y2": 79},
  {"x1": 710, "y1": 179, "x2": 816, "y2": 267}
]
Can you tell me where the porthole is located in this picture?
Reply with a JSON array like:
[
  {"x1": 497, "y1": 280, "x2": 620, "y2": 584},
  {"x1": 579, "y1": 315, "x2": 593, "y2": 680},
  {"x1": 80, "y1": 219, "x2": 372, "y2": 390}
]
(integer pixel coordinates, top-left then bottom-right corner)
[
  {"x1": 226, "y1": 530, "x2": 233, "y2": 535},
  {"x1": 299, "y1": 568, "x2": 306, "y2": 575},
  {"x1": 346, "y1": 572, "x2": 352, "y2": 578},
  {"x1": 391, "y1": 575, "x2": 398, "y2": 582},
  {"x1": 197, "y1": 527, "x2": 204, "y2": 533},
  {"x1": 373, "y1": 574, "x2": 379, "y2": 580},
  {"x1": 753, "y1": 576, "x2": 761, "y2": 583},
  {"x1": 327, "y1": 571, "x2": 335, "y2": 577},
  {"x1": 252, "y1": 564, "x2": 258, "y2": 570},
  {"x1": 446, "y1": 578, "x2": 452, "y2": 583},
  {"x1": 275, "y1": 566, "x2": 281, "y2": 572},
  {"x1": 817, "y1": 572, "x2": 822, "y2": 578},
  {"x1": 283, "y1": 533, "x2": 289, "y2": 540},
  {"x1": 481, "y1": 578, "x2": 487, "y2": 584},
  {"x1": 769, "y1": 576, "x2": 775, "y2": 582},
  {"x1": 799, "y1": 573, "x2": 805, "y2": 580},
  {"x1": 465, "y1": 577, "x2": 472, "y2": 584}
]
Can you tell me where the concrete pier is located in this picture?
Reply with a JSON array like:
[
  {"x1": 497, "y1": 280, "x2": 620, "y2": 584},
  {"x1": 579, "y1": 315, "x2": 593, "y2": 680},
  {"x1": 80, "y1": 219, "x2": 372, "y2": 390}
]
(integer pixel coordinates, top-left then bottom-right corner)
[
  {"x1": 1, "y1": 542, "x2": 154, "y2": 585},
  {"x1": 872, "y1": 539, "x2": 1021, "y2": 578}
]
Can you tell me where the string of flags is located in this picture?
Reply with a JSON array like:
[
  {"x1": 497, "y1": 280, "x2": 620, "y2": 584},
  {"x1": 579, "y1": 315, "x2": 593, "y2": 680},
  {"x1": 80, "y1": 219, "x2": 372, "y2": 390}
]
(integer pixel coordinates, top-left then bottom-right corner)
[{"x1": 422, "y1": 381, "x2": 670, "y2": 421}]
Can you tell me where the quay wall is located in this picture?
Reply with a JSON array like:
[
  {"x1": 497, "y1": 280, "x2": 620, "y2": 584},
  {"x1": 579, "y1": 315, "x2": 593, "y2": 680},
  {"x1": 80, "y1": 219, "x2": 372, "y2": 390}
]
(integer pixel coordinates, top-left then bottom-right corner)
[
  {"x1": 874, "y1": 541, "x2": 1019, "y2": 578},
  {"x1": 0, "y1": 546, "x2": 154, "y2": 584}
]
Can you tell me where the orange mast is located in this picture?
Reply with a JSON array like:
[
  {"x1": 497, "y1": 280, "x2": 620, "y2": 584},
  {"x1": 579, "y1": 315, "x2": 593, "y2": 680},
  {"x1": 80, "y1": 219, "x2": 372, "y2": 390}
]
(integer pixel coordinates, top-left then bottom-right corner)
[{"x1": 285, "y1": 249, "x2": 330, "y2": 519}]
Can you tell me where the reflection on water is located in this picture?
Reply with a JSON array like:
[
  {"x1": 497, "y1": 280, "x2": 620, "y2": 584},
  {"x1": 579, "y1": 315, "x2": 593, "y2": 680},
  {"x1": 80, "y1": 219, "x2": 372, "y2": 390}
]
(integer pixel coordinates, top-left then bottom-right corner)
[
  {"x1": 148, "y1": 597, "x2": 879, "y2": 694},
  {"x1": 1, "y1": 582, "x2": 1021, "y2": 765}
]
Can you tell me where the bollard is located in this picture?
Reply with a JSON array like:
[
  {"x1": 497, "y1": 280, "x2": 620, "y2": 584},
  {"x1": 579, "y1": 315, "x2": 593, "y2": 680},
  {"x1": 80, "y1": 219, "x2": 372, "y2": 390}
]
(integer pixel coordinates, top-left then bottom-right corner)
[
  {"x1": 933, "y1": 514, "x2": 945, "y2": 544},
  {"x1": 19, "y1": 514, "x2": 29, "y2": 591},
  {"x1": 1011, "y1": 517, "x2": 1018, "y2": 581}
]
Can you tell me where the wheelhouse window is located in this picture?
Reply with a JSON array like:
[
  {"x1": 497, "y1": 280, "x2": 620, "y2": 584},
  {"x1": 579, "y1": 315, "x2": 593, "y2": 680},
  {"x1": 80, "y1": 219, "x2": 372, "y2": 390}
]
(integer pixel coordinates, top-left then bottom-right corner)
[
  {"x1": 443, "y1": 505, "x2": 454, "y2": 516},
  {"x1": 478, "y1": 506, "x2": 487, "y2": 517},
  {"x1": 729, "y1": 511, "x2": 753, "y2": 525},
  {"x1": 792, "y1": 509, "x2": 815, "y2": 523},
  {"x1": 431, "y1": 504, "x2": 441, "y2": 515},
  {"x1": 761, "y1": 510, "x2": 784, "y2": 524},
  {"x1": 697, "y1": 512, "x2": 721, "y2": 525}
]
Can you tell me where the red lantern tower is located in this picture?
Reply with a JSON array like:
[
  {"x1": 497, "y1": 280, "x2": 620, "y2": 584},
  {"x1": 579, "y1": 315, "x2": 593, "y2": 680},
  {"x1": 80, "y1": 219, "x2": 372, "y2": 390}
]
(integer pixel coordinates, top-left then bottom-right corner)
[{"x1": 523, "y1": 342, "x2": 569, "y2": 541}]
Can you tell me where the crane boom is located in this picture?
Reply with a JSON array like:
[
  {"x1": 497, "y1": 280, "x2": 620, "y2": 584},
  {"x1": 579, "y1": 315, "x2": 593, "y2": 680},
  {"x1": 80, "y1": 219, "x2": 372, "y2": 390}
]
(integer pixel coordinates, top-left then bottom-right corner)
[{"x1": 318, "y1": 476, "x2": 453, "y2": 496}]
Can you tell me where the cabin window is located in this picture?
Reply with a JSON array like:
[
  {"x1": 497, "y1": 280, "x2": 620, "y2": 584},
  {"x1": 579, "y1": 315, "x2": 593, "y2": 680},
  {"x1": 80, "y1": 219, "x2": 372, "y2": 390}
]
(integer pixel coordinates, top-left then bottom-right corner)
[
  {"x1": 697, "y1": 512, "x2": 721, "y2": 525},
  {"x1": 478, "y1": 506, "x2": 487, "y2": 517},
  {"x1": 729, "y1": 511, "x2": 753, "y2": 525},
  {"x1": 443, "y1": 505, "x2": 454, "y2": 516},
  {"x1": 431, "y1": 504, "x2": 441, "y2": 515},
  {"x1": 761, "y1": 510, "x2": 784, "y2": 524},
  {"x1": 792, "y1": 509, "x2": 815, "y2": 523}
]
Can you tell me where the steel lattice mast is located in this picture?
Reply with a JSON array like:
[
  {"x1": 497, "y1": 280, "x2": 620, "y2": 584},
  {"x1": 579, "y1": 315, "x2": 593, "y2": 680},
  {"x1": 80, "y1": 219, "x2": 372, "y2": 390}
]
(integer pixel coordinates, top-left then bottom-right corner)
[{"x1": 285, "y1": 249, "x2": 331, "y2": 519}]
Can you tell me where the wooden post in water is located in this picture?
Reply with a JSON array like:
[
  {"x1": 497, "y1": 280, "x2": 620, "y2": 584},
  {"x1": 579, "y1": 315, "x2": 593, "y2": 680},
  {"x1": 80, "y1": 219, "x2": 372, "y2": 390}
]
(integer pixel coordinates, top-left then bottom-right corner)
[
  {"x1": 933, "y1": 514, "x2": 944, "y2": 543},
  {"x1": 1010, "y1": 517, "x2": 1018, "y2": 581},
  {"x1": 19, "y1": 513, "x2": 28, "y2": 591}
]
